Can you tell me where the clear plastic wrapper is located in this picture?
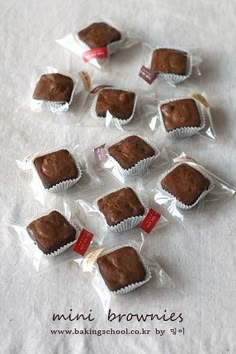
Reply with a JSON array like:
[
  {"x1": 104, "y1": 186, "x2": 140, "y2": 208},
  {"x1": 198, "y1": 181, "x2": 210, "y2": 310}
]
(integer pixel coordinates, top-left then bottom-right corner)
[
  {"x1": 6, "y1": 200, "x2": 97, "y2": 272},
  {"x1": 77, "y1": 184, "x2": 169, "y2": 236},
  {"x1": 93, "y1": 132, "x2": 161, "y2": 184},
  {"x1": 90, "y1": 87, "x2": 138, "y2": 126},
  {"x1": 56, "y1": 17, "x2": 140, "y2": 70},
  {"x1": 87, "y1": 85, "x2": 141, "y2": 130},
  {"x1": 147, "y1": 89, "x2": 216, "y2": 141},
  {"x1": 138, "y1": 43, "x2": 202, "y2": 88},
  {"x1": 30, "y1": 66, "x2": 91, "y2": 114},
  {"x1": 152, "y1": 152, "x2": 235, "y2": 224},
  {"x1": 75, "y1": 233, "x2": 174, "y2": 312},
  {"x1": 78, "y1": 83, "x2": 160, "y2": 131},
  {"x1": 16, "y1": 143, "x2": 103, "y2": 205}
]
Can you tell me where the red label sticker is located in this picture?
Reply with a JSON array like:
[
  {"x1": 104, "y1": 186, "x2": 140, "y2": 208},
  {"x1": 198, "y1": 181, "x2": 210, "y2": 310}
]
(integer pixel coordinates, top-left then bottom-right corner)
[
  {"x1": 73, "y1": 229, "x2": 94, "y2": 256},
  {"x1": 82, "y1": 47, "x2": 108, "y2": 63},
  {"x1": 139, "y1": 65, "x2": 157, "y2": 85},
  {"x1": 139, "y1": 209, "x2": 161, "y2": 233},
  {"x1": 94, "y1": 144, "x2": 107, "y2": 165}
]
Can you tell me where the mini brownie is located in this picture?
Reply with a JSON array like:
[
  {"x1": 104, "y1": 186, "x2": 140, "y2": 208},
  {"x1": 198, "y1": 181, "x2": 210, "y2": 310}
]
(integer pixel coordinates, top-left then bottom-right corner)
[
  {"x1": 151, "y1": 48, "x2": 187, "y2": 75},
  {"x1": 161, "y1": 163, "x2": 210, "y2": 206},
  {"x1": 95, "y1": 89, "x2": 135, "y2": 120},
  {"x1": 97, "y1": 246, "x2": 146, "y2": 291},
  {"x1": 33, "y1": 73, "x2": 73, "y2": 103},
  {"x1": 27, "y1": 211, "x2": 76, "y2": 254},
  {"x1": 78, "y1": 22, "x2": 121, "y2": 49},
  {"x1": 108, "y1": 135, "x2": 155, "y2": 170},
  {"x1": 97, "y1": 187, "x2": 145, "y2": 226},
  {"x1": 160, "y1": 98, "x2": 201, "y2": 132},
  {"x1": 34, "y1": 149, "x2": 78, "y2": 189}
]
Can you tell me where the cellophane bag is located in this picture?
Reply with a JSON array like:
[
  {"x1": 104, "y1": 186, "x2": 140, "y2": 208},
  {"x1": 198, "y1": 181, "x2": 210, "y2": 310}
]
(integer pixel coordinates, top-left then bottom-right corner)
[
  {"x1": 56, "y1": 16, "x2": 140, "y2": 70},
  {"x1": 75, "y1": 232, "x2": 174, "y2": 312}
]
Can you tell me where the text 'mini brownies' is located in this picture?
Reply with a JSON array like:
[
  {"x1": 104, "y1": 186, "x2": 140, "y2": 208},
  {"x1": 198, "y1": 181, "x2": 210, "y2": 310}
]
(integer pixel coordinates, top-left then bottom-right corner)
[
  {"x1": 161, "y1": 163, "x2": 211, "y2": 207},
  {"x1": 33, "y1": 73, "x2": 74, "y2": 103},
  {"x1": 78, "y1": 22, "x2": 121, "y2": 49},
  {"x1": 95, "y1": 89, "x2": 136, "y2": 121},
  {"x1": 97, "y1": 246, "x2": 147, "y2": 292},
  {"x1": 108, "y1": 135, "x2": 155, "y2": 170},
  {"x1": 97, "y1": 187, "x2": 145, "y2": 228},
  {"x1": 27, "y1": 211, "x2": 76, "y2": 255}
]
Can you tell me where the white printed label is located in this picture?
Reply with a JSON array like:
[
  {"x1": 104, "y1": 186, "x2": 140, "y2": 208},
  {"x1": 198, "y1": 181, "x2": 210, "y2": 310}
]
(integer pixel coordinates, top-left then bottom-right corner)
[{"x1": 82, "y1": 248, "x2": 104, "y2": 272}]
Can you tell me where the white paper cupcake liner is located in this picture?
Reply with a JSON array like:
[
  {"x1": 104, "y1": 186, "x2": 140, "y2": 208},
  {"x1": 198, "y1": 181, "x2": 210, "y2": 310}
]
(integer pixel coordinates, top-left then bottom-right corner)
[
  {"x1": 108, "y1": 214, "x2": 145, "y2": 232},
  {"x1": 32, "y1": 153, "x2": 82, "y2": 193},
  {"x1": 96, "y1": 188, "x2": 147, "y2": 232},
  {"x1": 97, "y1": 245, "x2": 152, "y2": 294},
  {"x1": 45, "y1": 239, "x2": 76, "y2": 257},
  {"x1": 90, "y1": 88, "x2": 137, "y2": 126},
  {"x1": 151, "y1": 47, "x2": 192, "y2": 86},
  {"x1": 31, "y1": 75, "x2": 81, "y2": 113},
  {"x1": 158, "y1": 162, "x2": 215, "y2": 210},
  {"x1": 107, "y1": 135, "x2": 160, "y2": 177},
  {"x1": 158, "y1": 97, "x2": 206, "y2": 139}
]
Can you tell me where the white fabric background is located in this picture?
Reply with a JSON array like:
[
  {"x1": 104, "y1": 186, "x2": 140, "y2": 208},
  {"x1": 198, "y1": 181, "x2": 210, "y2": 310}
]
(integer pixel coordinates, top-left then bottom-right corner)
[{"x1": 1, "y1": 0, "x2": 236, "y2": 353}]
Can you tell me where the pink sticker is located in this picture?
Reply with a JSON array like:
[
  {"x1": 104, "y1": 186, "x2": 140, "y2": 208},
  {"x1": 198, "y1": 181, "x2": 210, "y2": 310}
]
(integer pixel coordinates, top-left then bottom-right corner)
[
  {"x1": 139, "y1": 65, "x2": 157, "y2": 85},
  {"x1": 94, "y1": 144, "x2": 107, "y2": 165},
  {"x1": 139, "y1": 209, "x2": 161, "y2": 233},
  {"x1": 82, "y1": 47, "x2": 108, "y2": 63}
]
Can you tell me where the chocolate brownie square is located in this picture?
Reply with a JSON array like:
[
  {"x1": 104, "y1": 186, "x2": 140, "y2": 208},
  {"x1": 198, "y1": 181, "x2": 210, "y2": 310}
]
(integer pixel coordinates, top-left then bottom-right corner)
[
  {"x1": 34, "y1": 149, "x2": 78, "y2": 189},
  {"x1": 108, "y1": 135, "x2": 155, "y2": 169},
  {"x1": 97, "y1": 246, "x2": 146, "y2": 291},
  {"x1": 95, "y1": 89, "x2": 135, "y2": 120},
  {"x1": 160, "y1": 98, "x2": 201, "y2": 131},
  {"x1": 97, "y1": 187, "x2": 145, "y2": 226},
  {"x1": 33, "y1": 73, "x2": 74, "y2": 103},
  {"x1": 161, "y1": 163, "x2": 210, "y2": 205},
  {"x1": 27, "y1": 211, "x2": 76, "y2": 254},
  {"x1": 78, "y1": 22, "x2": 121, "y2": 49},
  {"x1": 151, "y1": 48, "x2": 187, "y2": 75}
]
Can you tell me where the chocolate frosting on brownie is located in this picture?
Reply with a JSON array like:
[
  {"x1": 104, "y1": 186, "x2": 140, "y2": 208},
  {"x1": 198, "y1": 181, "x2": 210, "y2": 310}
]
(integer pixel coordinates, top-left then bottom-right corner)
[
  {"x1": 151, "y1": 48, "x2": 187, "y2": 75},
  {"x1": 78, "y1": 22, "x2": 121, "y2": 49},
  {"x1": 97, "y1": 187, "x2": 145, "y2": 226},
  {"x1": 160, "y1": 98, "x2": 201, "y2": 131},
  {"x1": 161, "y1": 163, "x2": 210, "y2": 205},
  {"x1": 27, "y1": 211, "x2": 76, "y2": 254},
  {"x1": 95, "y1": 89, "x2": 135, "y2": 120},
  {"x1": 34, "y1": 149, "x2": 78, "y2": 189},
  {"x1": 108, "y1": 135, "x2": 155, "y2": 169},
  {"x1": 97, "y1": 246, "x2": 146, "y2": 291},
  {"x1": 33, "y1": 73, "x2": 73, "y2": 103}
]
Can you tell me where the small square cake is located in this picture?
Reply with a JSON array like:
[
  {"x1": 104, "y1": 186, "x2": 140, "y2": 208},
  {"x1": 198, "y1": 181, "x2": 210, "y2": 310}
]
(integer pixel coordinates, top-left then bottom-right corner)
[
  {"x1": 34, "y1": 149, "x2": 78, "y2": 189},
  {"x1": 108, "y1": 135, "x2": 155, "y2": 170},
  {"x1": 97, "y1": 246, "x2": 146, "y2": 291},
  {"x1": 151, "y1": 48, "x2": 187, "y2": 75},
  {"x1": 95, "y1": 89, "x2": 135, "y2": 120},
  {"x1": 27, "y1": 211, "x2": 76, "y2": 254},
  {"x1": 161, "y1": 163, "x2": 210, "y2": 206},
  {"x1": 97, "y1": 187, "x2": 145, "y2": 226},
  {"x1": 33, "y1": 73, "x2": 73, "y2": 103},
  {"x1": 78, "y1": 22, "x2": 121, "y2": 49},
  {"x1": 160, "y1": 98, "x2": 201, "y2": 131}
]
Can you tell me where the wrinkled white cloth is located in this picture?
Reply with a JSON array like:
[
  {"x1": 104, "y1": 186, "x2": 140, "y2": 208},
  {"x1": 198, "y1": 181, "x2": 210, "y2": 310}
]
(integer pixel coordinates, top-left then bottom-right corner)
[{"x1": 0, "y1": 0, "x2": 236, "y2": 353}]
